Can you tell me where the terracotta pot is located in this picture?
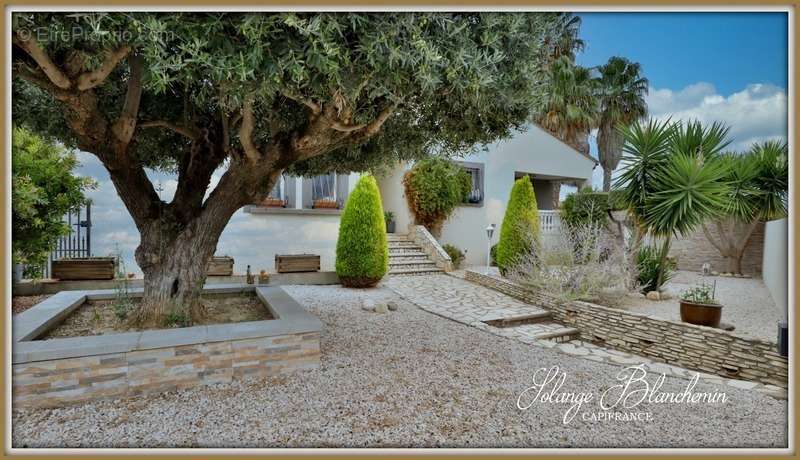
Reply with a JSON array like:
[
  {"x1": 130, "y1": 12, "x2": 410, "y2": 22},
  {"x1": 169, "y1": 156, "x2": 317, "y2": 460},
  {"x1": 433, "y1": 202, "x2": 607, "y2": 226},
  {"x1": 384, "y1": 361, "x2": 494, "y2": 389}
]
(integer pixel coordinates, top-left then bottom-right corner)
[
  {"x1": 261, "y1": 197, "x2": 286, "y2": 207},
  {"x1": 679, "y1": 300, "x2": 723, "y2": 328}
]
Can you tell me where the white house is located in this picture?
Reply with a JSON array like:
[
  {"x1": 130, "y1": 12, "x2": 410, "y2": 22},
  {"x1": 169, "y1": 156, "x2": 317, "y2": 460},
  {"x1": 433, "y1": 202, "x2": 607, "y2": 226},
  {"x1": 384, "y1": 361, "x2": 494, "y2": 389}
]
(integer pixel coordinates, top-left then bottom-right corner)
[{"x1": 240, "y1": 124, "x2": 596, "y2": 272}]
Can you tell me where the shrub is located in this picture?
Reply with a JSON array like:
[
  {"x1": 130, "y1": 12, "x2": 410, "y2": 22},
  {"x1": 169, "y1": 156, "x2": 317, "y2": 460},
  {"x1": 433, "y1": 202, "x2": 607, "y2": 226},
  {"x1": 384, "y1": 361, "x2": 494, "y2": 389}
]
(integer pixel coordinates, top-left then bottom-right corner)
[
  {"x1": 12, "y1": 127, "x2": 94, "y2": 268},
  {"x1": 560, "y1": 187, "x2": 611, "y2": 229},
  {"x1": 336, "y1": 175, "x2": 388, "y2": 288},
  {"x1": 490, "y1": 243, "x2": 498, "y2": 266},
  {"x1": 442, "y1": 244, "x2": 465, "y2": 269},
  {"x1": 508, "y1": 224, "x2": 631, "y2": 306},
  {"x1": 680, "y1": 282, "x2": 719, "y2": 305},
  {"x1": 636, "y1": 245, "x2": 675, "y2": 293},
  {"x1": 496, "y1": 176, "x2": 539, "y2": 275},
  {"x1": 403, "y1": 158, "x2": 471, "y2": 236}
]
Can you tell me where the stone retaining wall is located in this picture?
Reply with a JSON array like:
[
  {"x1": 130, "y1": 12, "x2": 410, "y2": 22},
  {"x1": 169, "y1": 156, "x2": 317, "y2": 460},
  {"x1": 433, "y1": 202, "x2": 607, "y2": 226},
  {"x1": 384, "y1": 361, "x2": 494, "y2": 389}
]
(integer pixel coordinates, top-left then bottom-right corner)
[
  {"x1": 661, "y1": 221, "x2": 764, "y2": 275},
  {"x1": 464, "y1": 270, "x2": 787, "y2": 388},
  {"x1": 13, "y1": 332, "x2": 320, "y2": 408}
]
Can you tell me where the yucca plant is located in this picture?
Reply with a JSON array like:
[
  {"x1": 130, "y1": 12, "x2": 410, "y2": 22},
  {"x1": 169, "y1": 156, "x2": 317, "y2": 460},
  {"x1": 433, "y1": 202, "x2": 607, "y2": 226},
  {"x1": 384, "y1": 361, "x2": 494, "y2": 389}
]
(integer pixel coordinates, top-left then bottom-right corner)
[
  {"x1": 701, "y1": 141, "x2": 788, "y2": 273},
  {"x1": 614, "y1": 118, "x2": 732, "y2": 290}
]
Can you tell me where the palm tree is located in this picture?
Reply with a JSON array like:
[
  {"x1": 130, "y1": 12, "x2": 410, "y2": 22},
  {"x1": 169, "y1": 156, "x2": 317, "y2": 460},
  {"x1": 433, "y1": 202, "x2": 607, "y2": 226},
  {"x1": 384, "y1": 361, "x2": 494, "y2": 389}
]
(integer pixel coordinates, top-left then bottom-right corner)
[
  {"x1": 597, "y1": 56, "x2": 649, "y2": 191},
  {"x1": 536, "y1": 56, "x2": 598, "y2": 156},
  {"x1": 546, "y1": 13, "x2": 585, "y2": 62}
]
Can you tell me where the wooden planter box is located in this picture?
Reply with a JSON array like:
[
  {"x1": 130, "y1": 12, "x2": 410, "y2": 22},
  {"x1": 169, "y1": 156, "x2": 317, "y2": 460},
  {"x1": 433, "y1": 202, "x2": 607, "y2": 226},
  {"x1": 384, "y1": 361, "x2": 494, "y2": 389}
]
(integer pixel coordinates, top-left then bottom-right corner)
[
  {"x1": 51, "y1": 257, "x2": 116, "y2": 281},
  {"x1": 275, "y1": 254, "x2": 320, "y2": 273},
  {"x1": 207, "y1": 256, "x2": 234, "y2": 276},
  {"x1": 312, "y1": 199, "x2": 339, "y2": 209},
  {"x1": 261, "y1": 197, "x2": 287, "y2": 208}
]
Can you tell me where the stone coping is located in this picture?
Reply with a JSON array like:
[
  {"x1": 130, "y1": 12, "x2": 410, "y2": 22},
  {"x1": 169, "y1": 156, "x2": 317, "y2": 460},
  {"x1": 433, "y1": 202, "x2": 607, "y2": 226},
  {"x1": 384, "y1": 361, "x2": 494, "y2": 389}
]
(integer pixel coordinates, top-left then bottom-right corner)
[{"x1": 13, "y1": 284, "x2": 322, "y2": 364}]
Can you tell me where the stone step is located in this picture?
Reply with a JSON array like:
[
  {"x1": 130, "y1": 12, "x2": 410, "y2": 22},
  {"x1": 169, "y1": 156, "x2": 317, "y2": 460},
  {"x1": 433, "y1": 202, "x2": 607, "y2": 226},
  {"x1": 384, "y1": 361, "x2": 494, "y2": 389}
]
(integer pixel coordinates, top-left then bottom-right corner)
[
  {"x1": 388, "y1": 241, "x2": 420, "y2": 248},
  {"x1": 388, "y1": 267, "x2": 444, "y2": 276},
  {"x1": 388, "y1": 248, "x2": 427, "y2": 256},
  {"x1": 389, "y1": 261, "x2": 438, "y2": 270},
  {"x1": 387, "y1": 255, "x2": 432, "y2": 264},
  {"x1": 481, "y1": 311, "x2": 553, "y2": 328},
  {"x1": 387, "y1": 234, "x2": 410, "y2": 242},
  {"x1": 532, "y1": 326, "x2": 581, "y2": 343}
]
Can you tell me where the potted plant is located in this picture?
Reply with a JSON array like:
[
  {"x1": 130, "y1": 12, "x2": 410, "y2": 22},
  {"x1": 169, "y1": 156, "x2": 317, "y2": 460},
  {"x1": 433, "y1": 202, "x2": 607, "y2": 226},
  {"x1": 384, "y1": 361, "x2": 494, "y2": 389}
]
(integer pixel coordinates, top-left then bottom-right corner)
[
  {"x1": 384, "y1": 211, "x2": 396, "y2": 233},
  {"x1": 679, "y1": 281, "x2": 723, "y2": 328},
  {"x1": 313, "y1": 198, "x2": 339, "y2": 209}
]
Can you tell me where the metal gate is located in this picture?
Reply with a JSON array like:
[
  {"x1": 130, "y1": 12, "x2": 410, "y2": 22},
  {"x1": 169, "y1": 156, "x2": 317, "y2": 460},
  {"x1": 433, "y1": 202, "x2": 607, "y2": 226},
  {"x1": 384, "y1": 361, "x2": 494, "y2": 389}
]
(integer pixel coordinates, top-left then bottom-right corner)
[{"x1": 41, "y1": 203, "x2": 92, "y2": 278}]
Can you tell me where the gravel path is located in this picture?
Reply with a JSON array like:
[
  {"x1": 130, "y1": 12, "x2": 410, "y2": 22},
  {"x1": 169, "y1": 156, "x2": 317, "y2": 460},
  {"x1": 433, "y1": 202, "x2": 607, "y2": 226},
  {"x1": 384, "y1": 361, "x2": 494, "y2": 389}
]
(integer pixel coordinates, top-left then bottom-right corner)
[
  {"x1": 614, "y1": 271, "x2": 782, "y2": 342},
  {"x1": 12, "y1": 283, "x2": 786, "y2": 448}
]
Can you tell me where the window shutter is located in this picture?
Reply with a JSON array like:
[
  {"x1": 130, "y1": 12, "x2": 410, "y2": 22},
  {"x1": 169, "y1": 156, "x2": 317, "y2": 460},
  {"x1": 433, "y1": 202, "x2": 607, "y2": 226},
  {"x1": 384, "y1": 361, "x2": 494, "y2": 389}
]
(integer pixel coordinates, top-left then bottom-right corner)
[
  {"x1": 336, "y1": 174, "x2": 350, "y2": 207},
  {"x1": 302, "y1": 178, "x2": 313, "y2": 209},
  {"x1": 284, "y1": 176, "x2": 296, "y2": 208}
]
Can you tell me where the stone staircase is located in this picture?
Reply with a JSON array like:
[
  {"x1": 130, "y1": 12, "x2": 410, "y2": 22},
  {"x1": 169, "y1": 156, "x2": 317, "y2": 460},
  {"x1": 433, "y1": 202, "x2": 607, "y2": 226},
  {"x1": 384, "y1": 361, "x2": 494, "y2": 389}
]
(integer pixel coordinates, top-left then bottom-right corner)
[
  {"x1": 481, "y1": 310, "x2": 581, "y2": 343},
  {"x1": 387, "y1": 234, "x2": 444, "y2": 276}
]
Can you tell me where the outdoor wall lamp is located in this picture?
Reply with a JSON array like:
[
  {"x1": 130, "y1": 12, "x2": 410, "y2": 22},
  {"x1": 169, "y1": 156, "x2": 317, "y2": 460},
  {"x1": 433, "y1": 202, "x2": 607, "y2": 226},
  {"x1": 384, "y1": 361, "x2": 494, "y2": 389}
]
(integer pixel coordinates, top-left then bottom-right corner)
[{"x1": 485, "y1": 224, "x2": 496, "y2": 275}]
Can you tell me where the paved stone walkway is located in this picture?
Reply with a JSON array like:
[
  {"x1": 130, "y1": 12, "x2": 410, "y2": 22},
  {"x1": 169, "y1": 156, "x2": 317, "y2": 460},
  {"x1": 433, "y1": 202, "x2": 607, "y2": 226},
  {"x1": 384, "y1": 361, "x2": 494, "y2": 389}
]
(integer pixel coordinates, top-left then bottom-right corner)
[{"x1": 384, "y1": 273, "x2": 787, "y2": 399}]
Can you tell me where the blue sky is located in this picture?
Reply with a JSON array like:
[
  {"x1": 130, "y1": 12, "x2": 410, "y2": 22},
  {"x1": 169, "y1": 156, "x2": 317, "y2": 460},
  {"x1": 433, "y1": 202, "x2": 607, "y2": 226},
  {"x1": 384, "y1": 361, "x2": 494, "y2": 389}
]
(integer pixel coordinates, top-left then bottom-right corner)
[
  {"x1": 68, "y1": 12, "x2": 790, "y2": 274},
  {"x1": 577, "y1": 12, "x2": 788, "y2": 96}
]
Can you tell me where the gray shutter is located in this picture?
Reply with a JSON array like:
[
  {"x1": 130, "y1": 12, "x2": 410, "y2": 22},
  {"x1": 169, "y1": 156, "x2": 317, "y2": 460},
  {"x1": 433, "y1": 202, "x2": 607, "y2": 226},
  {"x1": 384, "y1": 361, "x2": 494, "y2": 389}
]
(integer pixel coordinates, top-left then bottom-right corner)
[
  {"x1": 302, "y1": 177, "x2": 313, "y2": 209},
  {"x1": 336, "y1": 174, "x2": 350, "y2": 208},
  {"x1": 284, "y1": 176, "x2": 296, "y2": 208}
]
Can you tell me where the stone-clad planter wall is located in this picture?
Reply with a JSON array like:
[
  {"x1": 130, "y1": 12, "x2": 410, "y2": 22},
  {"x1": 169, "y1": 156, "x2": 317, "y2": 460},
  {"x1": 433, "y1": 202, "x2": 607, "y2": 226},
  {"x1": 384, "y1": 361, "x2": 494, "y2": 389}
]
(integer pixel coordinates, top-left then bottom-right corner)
[
  {"x1": 13, "y1": 285, "x2": 322, "y2": 408},
  {"x1": 464, "y1": 270, "x2": 787, "y2": 388}
]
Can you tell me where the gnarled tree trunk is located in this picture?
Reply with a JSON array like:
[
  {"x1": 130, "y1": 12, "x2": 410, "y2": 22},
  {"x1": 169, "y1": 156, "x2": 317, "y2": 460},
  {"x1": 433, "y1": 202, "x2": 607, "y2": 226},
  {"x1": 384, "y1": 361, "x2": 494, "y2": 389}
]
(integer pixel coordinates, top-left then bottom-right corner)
[{"x1": 701, "y1": 218, "x2": 760, "y2": 275}]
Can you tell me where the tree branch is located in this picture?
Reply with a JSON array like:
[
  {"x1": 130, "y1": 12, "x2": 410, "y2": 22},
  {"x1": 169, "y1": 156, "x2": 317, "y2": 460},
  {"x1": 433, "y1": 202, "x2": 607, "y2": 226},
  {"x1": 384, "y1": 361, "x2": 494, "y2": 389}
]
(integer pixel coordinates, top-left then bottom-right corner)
[
  {"x1": 111, "y1": 55, "x2": 144, "y2": 147},
  {"x1": 13, "y1": 32, "x2": 72, "y2": 89},
  {"x1": 14, "y1": 65, "x2": 71, "y2": 100},
  {"x1": 238, "y1": 97, "x2": 261, "y2": 162},
  {"x1": 282, "y1": 91, "x2": 321, "y2": 115},
  {"x1": 139, "y1": 120, "x2": 198, "y2": 139},
  {"x1": 75, "y1": 45, "x2": 131, "y2": 91},
  {"x1": 701, "y1": 222, "x2": 726, "y2": 254}
]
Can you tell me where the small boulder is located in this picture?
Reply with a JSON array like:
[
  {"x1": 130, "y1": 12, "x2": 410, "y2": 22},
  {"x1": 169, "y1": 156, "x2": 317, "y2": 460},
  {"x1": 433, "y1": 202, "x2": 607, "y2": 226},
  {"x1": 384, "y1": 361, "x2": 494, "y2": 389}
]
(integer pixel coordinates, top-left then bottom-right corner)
[
  {"x1": 645, "y1": 291, "x2": 661, "y2": 301},
  {"x1": 361, "y1": 298, "x2": 376, "y2": 312},
  {"x1": 659, "y1": 291, "x2": 672, "y2": 300},
  {"x1": 374, "y1": 303, "x2": 389, "y2": 314},
  {"x1": 387, "y1": 301, "x2": 399, "y2": 311}
]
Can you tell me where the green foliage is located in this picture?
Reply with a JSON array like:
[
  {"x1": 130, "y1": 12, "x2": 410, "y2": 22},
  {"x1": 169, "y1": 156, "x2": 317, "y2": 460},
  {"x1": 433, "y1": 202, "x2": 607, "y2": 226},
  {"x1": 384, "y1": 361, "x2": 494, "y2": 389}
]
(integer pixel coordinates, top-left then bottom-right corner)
[
  {"x1": 496, "y1": 176, "x2": 539, "y2": 274},
  {"x1": 442, "y1": 244, "x2": 465, "y2": 269},
  {"x1": 490, "y1": 243, "x2": 498, "y2": 267},
  {"x1": 680, "y1": 282, "x2": 719, "y2": 305},
  {"x1": 718, "y1": 141, "x2": 788, "y2": 223},
  {"x1": 383, "y1": 211, "x2": 394, "y2": 223},
  {"x1": 402, "y1": 158, "x2": 471, "y2": 235},
  {"x1": 636, "y1": 245, "x2": 675, "y2": 293},
  {"x1": 13, "y1": 12, "x2": 568, "y2": 175},
  {"x1": 559, "y1": 187, "x2": 610, "y2": 229},
  {"x1": 335, "y1": 175, "x2": 388, "y2": 287},
  {"x1": 12, "y1": 127, "x2": 94, "y2": 266}
]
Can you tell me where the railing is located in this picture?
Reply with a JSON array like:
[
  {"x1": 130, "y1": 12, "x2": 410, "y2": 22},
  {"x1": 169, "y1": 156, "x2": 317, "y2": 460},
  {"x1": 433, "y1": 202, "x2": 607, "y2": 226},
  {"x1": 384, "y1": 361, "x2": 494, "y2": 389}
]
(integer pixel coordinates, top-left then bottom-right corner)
[{"x1": 539, "y1": 210, "x2": 561, "y2": 234}]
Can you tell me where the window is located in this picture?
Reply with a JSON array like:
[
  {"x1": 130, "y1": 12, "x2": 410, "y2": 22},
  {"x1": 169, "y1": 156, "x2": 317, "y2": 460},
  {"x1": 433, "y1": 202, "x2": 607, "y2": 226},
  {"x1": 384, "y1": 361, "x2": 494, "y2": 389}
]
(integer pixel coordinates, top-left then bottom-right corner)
[
  {"x1": 311, "y1": 173, "x2": 337, "y2": 202},
  {"x1": 458, "y1": 161, "x2": 485, "y2": 206}
]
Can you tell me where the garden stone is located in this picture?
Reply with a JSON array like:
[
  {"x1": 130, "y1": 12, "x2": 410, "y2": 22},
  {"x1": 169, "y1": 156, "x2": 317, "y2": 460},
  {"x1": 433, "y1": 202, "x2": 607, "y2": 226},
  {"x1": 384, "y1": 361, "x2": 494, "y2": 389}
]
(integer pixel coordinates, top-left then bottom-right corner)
[
  {"x1": 361, "y1": 299, "x2": 376, "y2": 312},
  {"x1": 374, "y1": 304, "x2": 389, "y2": 314},
  {"x1": 387, "y1": 301, "x2": 399, "y2": 311},
  {"x1": 646, "y1": 291, "x2": 661, "y2": 301}
]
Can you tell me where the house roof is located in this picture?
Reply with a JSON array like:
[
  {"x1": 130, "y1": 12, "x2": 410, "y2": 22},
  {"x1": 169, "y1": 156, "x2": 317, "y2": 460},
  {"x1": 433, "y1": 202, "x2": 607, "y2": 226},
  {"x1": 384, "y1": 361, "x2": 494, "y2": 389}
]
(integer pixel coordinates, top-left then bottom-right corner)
[{"x1": 531, "y1": 122, "x2": 599, "y2": 165}]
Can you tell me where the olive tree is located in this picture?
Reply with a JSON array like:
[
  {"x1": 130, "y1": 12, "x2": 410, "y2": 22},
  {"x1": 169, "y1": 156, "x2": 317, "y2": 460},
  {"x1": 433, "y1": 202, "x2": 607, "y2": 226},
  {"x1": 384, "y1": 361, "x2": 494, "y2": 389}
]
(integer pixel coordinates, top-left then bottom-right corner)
[{"x1": 12, "y1": 12, "x2": 564, "y2": 324}]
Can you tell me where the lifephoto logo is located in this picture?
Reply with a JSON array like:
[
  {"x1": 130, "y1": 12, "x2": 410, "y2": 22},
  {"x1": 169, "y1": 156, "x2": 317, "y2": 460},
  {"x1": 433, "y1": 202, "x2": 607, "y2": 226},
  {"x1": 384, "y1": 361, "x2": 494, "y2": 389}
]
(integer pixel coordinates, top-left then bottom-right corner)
[{"x1": 517, "y1": 365, "x2": 729, "y2": 425}]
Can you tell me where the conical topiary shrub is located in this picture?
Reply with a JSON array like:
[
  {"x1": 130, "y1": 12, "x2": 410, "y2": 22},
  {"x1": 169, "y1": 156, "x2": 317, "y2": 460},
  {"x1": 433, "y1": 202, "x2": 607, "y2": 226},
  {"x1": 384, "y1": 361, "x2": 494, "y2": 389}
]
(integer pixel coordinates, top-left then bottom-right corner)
[
  {"x1": 336, "y1": 175, "x2": 389, "y2": 288},
  {"x1": 496, "y1": 175, "x2": 539, "y2": 275}
]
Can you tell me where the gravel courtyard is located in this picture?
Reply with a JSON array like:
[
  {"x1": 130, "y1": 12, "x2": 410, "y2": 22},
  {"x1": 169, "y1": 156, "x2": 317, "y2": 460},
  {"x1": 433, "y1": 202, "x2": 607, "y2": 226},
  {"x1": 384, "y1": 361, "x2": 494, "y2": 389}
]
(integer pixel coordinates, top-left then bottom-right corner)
[
  {"x1": 12, "y1": 283, "x2": 787, "y2": 448},
  {"x1": 615, "y1": 271, "x2": 783, "y2": 342}
]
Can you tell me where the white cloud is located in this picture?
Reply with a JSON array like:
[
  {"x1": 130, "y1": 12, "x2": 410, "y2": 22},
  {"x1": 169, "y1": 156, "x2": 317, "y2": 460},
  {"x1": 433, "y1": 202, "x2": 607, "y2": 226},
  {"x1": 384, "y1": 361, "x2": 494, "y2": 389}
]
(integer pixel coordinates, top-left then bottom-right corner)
[{"x1": 646, "y1": 82, "x2": 788, "y2": 152}]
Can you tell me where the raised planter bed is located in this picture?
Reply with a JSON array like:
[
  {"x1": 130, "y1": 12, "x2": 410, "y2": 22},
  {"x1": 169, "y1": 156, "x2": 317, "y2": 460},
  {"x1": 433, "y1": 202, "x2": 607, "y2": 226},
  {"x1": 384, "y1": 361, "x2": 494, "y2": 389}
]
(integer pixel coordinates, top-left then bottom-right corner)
[
  {"x1": 51, "y1": 257, "x2": 116, "y2": 281},
  {"x1": 275, "y1": 254, "x2": 320, "y2": 273},
  {"x1": 207, "y1": 256, "x2": 234, "y2": 276},
  {"x1": 12, "y1": 284, "x2": 322, "y2": 408}
]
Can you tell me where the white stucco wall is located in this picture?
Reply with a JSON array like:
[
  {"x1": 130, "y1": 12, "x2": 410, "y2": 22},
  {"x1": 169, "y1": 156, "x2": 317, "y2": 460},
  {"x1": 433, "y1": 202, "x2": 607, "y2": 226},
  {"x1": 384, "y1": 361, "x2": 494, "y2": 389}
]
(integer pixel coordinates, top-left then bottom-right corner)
[
  {"x1": 762, "y1": 218, "x2": 788, "y2": 320},
  {"x1": 377, "y1": 124, "x2": 596, "y2": 266}
]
